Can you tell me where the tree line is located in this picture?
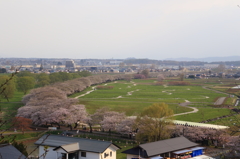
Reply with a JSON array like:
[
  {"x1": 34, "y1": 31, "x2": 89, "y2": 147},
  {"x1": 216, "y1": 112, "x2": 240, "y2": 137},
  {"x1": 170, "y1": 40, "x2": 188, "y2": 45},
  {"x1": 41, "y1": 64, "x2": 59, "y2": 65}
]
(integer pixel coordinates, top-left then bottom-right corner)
[
  {"x1": 0, "y1": 70, "x2": 92, "y2": 99},
  {"x1": 17, "y1": 74, "x2": 127, "y2": 128}
]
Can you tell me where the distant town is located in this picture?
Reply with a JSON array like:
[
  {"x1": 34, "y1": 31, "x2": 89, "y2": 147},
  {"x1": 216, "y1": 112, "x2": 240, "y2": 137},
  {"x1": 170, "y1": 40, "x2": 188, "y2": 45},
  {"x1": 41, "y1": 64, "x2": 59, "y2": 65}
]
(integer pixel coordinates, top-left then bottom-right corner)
[
  {"x1": 1, "y1": 57, "x2": 240, "y2": 159},
  {"x1": 1, "y1": 58, "x2": 240, "y2": 78}
]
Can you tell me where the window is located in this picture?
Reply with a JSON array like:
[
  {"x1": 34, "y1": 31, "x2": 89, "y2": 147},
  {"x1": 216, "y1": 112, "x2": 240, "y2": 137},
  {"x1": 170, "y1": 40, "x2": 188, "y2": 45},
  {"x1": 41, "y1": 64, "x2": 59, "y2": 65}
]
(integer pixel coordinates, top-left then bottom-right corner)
[
  {"x1": 104, "y1": 153, "x2": 109, "y2": 158},
  {"x1": 61, "y1": 153, "x2": 66, "y2": 159},
  {"x1": 69, "y1": 152, "x2": 78, "y2": 159},
  {"x1": 110, "y1": 151, "x2": 112, "y2": 157},
  {"x1": 81, "y1": 151, "x2": 86, "y2": 157}
]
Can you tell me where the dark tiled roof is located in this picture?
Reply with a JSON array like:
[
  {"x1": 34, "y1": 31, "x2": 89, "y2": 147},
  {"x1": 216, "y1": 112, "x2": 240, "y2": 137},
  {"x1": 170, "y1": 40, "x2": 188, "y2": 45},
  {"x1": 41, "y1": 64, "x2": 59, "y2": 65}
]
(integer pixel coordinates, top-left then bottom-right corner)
[
  {"x1": 122, "y1": 146, "x2": 148, "y2": 158},
  {"x1": 0, "y1": 144, "x2": 26, "y2": 159},
  {"x1": 122, "y1": 136, "x2": 198, "y2": 157},
  {"x1": 35, "y1": 134, "x2": 120, "y2": 153}
]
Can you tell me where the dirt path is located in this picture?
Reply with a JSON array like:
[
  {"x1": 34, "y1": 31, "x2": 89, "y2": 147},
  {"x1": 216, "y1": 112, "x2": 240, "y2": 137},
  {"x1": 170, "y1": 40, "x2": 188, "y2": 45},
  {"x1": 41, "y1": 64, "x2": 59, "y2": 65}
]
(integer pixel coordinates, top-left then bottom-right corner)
[
  {"x1": 173, "y1": 101, "x2": 199, "y2": 116},
  {"x1": 74, "y1": 87, "x2": 96, "y2": 98}
]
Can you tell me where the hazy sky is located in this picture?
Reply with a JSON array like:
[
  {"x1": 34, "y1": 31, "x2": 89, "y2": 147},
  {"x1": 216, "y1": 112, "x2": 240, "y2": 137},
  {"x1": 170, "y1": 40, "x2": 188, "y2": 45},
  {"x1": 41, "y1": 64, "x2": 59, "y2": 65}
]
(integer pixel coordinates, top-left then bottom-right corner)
[{"x1": 1, "y1": 0, "x2": 240, "y2": 60}]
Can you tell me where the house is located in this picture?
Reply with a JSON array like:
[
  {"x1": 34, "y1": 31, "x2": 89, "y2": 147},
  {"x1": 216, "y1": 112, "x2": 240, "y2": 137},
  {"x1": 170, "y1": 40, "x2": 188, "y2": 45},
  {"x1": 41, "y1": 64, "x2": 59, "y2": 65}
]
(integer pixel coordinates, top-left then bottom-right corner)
[
  {"x1": 0, "y1": 144, "x2": 26, "y2": 159},
  {"x1": 35, "y1": 134, "x2": 121, "y2": 159},
  {"x1": 122, "y1": 136, "x2": 206, "y2": 159}
]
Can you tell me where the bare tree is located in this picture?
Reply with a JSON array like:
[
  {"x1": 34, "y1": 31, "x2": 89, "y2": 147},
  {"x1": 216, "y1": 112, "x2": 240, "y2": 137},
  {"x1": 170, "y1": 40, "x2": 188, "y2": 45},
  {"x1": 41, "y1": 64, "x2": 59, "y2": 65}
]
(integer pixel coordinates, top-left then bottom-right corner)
[{"x1": 134, "y1": 103, "x2": 174, "y2": 142}]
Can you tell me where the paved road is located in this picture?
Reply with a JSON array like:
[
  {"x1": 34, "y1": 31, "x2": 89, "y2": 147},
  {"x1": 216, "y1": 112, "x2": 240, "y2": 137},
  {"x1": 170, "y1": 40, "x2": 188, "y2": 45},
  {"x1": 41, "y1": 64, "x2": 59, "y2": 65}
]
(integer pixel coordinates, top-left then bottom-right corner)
[
  {"x1": 214, "y1": 97, "x2": 226, "y2": 105},
  {"x1": 202, "y1": 86, "x2": 229, "y2": 105}
]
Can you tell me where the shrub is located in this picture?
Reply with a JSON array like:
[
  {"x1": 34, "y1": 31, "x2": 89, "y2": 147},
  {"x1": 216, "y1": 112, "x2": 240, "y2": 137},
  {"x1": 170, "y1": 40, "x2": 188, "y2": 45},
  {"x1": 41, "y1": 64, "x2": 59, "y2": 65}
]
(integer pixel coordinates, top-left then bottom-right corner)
[{"x1": 134, "y1": 74, "x2": 146, "y2": 79}]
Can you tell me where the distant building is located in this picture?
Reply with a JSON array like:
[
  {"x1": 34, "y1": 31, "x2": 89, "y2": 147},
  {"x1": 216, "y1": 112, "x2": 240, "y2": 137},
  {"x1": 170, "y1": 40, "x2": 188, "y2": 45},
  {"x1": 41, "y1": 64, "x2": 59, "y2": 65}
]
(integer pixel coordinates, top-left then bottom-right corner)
[
  {"x1": 109, "y1": 61, "x2": 123, "y2": 65},
  {"x1": 39, "y1": 63, "x2": 43, "y2": 71},
  {"x1": 65, "y1": 60, "x2": 75, "y2": 68}
]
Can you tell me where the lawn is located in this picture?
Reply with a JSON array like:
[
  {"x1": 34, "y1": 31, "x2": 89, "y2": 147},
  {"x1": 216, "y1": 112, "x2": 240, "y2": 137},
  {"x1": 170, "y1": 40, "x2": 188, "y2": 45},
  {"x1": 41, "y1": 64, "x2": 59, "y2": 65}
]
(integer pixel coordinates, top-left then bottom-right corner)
[
  {"x1": 117, "y1": 146, "x2": 133, "y2": 159},
  {"x1": 73, "y1": 79, "x2": 233, "y2": 123},
  {"x1": 1, "y1": 77, "x2": 237, "y2": 127},
  {"x1": 0, "y1": 91, "x2": 25, "y2": 129},
  {"x1": 175, "y1": 107, "x2": 231, "y2": 122}
]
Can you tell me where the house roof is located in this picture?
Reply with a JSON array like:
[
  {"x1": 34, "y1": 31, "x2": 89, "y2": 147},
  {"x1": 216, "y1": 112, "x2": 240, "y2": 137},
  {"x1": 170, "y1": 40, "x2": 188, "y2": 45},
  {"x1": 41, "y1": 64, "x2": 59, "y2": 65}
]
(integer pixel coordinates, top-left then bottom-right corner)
[
  {"x1": 122, "y1": 136, "x2": 198, "y2": 157},
  {"x1": 0, "y1": 144, "x2": 26, "y2": 159},
  {"x1": 35, "y1": 134, "x2": 120, "y2": 153},
  {"x1": 121, "y1": 146, "x2": 149, "y2": 158},
  {"x1": 54, "y1": 142, "x2": 80, "y2": 153}
]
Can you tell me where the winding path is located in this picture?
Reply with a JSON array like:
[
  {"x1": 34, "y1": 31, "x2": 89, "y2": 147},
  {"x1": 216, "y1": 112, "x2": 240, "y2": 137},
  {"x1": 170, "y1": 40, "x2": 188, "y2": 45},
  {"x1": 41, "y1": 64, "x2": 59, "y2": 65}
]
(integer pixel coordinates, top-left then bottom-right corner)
[
  {"x1": 173, "y1": 85, "x2": 235, "y2": 116},
  {"x1": 174, "y1": 86, "x2": 232, "y2": 116},
  {"x1": 74, "y1": 87, "x2": 96, "y2": 98},
  {"x1": 173, "y1": 102, "x2": 199, "y2": 116}
]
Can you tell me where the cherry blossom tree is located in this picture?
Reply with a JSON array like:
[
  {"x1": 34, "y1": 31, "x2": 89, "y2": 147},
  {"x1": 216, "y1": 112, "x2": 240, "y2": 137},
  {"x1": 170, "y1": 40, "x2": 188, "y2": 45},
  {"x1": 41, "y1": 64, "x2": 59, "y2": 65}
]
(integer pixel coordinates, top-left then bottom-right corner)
[
  {"x1": 100, "y1": 112, "x2": 126, "y2": 133},
  {"x1": 172, "y1": 125, "x2": 230, "y2": 147},
  {"x1": 157, "y1": 74, "x2": 165, "y2": 81},
  {"x1": 18, "y1": 74, "x2": 129, "y2": 130},
  {"x1": 84, "y1": 107, "x2": 128, "y2": 133},
  {"x1": 18, "y1": 98, "x2": 87, "y2": 129},
  {"x1": 22, "y1": 86, "x2": 67, "y2": 105},
  {"x1": 134, "y1": 74, "x2": 146, "y2": 79},
  {"x1": 116, "y1": 118, "x2": 135, "y2": 135}
]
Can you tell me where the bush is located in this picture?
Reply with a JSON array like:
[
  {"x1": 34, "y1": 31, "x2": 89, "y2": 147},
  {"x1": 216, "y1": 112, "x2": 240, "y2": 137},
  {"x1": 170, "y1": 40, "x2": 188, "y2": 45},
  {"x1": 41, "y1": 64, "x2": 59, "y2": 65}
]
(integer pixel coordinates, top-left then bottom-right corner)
[
  {"x1": 168, "y1": 81, "x2": 190, "y2": 86},
  {"x1": 134, "y1": 74, "x2": 146, "y2": 79}
]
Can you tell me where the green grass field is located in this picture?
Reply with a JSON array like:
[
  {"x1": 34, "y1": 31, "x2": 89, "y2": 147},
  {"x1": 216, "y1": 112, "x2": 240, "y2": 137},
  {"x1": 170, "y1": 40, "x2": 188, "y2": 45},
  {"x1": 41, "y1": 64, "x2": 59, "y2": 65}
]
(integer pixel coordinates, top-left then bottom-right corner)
[
  {"x1": 1, "y1": 77, "x2": 239, "y2": 127},
  {"x1": 72, "y1": 78, "x2": 235, "y2": 123},
  {"x1": 0, "y1": 91, "x2": 25, "y2": 129},
  {"x1": 175, "y1": 107, "x2": 231, "y2": 122}
]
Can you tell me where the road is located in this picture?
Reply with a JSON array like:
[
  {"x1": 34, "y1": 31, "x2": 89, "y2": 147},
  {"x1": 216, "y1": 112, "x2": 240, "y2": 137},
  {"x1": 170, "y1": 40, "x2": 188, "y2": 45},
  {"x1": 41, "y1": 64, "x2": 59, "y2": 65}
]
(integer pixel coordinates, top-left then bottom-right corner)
[{"x1": 214, "y1": 97, "x2": 226, "y2": 105}]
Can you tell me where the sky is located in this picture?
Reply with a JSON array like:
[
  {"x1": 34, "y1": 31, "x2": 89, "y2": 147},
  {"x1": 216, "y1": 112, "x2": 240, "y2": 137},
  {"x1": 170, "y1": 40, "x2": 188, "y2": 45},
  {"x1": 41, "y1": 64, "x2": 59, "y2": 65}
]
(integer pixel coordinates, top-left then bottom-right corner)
[{"x1": 0, "y1": 0, "x2": 240, "y2": 60}]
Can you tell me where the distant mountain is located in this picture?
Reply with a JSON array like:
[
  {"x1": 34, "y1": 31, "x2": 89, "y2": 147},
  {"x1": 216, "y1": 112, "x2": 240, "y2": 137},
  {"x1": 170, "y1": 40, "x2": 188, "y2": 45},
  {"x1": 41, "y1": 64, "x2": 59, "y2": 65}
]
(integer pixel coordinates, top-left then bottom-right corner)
[{"x1": 165, "y1": 56, "x2": 240, "y2": 62}]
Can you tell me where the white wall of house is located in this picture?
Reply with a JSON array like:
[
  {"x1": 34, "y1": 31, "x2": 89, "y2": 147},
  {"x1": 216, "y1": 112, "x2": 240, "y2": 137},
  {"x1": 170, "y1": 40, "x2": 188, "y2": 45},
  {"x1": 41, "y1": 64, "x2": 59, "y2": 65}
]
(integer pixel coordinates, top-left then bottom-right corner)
[
  {"x1": 79, "y1": 151, "x2": 100, "y2": 159},
  {"x1": 55, "y1": 148, "x2": 68, "y2": 159},
  {"x1": 39, "y1": 146, "x2": 57, "y2": 159},
  {"x1": 38, "y1": 144, "x2": 118, "y2": 159},
  {"x1": 100, "y1": 145, "x2": 118, "y2": 159}
]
